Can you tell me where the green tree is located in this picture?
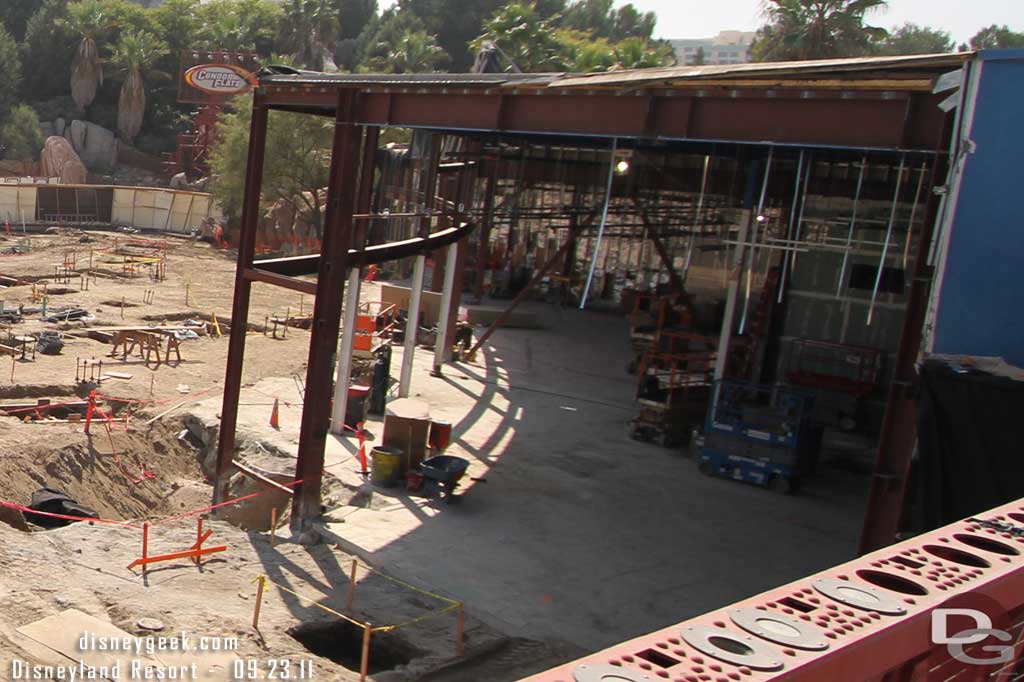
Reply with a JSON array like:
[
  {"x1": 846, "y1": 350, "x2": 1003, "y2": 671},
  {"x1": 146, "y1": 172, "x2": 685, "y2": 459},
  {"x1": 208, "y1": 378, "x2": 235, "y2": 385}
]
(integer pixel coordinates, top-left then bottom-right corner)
[
  {"x1": 362, "y1": 9, "x2": 450, "y2": 73},
  {"x1": 152, "y1": 0, "x2": 201, "y2": 54},
  {"x1": 561, "y1": 0, "x2": 655, "y2": 42},
  {"x1": 109, "y1": 28, "x2": 167, "y2": 142},
  {"x1": 65, "y1": 0, "x2": 112, "y2": 110},
  {"x1": 398, "y1": 0, "x2": 505, "y2": 72},
  {"x1": 20, "y1": 0, "x2": 76, "y2": 103},
  {"x1": 336, "y1": 0, "x2": 378, "y2": 40},
  {"x1": 196, "y1": 0, "x2": 283, "y2": 55},
  {"x1": 612, "y1": 36, "x2": 673, "y2": 69},
  {"x1": 2, "y1": 0, "x2": 45, "y2": 42},
  {"x1": 967, "y1": 25, "x2": 1024, "y2": 50},
  {"x1": 692, "y1": 45, "x2": 706, "y2": 65},
  {"x1": 876, "y1": 23, "x2": 953, "y2": 55},
  {"x1": 0, "y1": 28, "x2": 22, "y2": 123},
  {"x1": 210, "y1": 94, "x2": 334, "y2": 233},
  {"x1": 752, "y1": 0, "x2": 889, "y2": 62},
  {"x1": 472, "y1": 2, "x2": 571, "y2": 71},
  {"x1": 278, "y1": 0, "x2": 339, "y2": 70},
  {"x1": 1, "y1": 104, "x2": 45, "y2": 161},
  {"x1": 333, "y1": 0, "x2": 378, "y2": 69},
  {"x1": 379, "y1": 30, "x2": 448, "y2": 73}
]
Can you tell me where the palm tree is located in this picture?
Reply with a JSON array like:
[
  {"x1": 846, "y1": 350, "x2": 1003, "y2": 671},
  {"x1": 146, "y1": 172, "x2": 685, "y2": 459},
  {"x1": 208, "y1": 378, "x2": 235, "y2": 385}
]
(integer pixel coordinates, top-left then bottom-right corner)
[
  {"x1": 471, "y1": 3, "x2": 570, "y2": 72},
  {"x1": 278, "y1": 0, "x2": 338, "y2": 71},
  {"x1": 109, "y1": 29, "x2": 167, "y2": 142},
  {"x1": 380, "y1": 30, "x2": 448, "y2": 74},
  {"x1": 64, "y1": 0, "x2": 111, "y2": 110},
  {"x1": 752, "y1": 0, "x2": 889, "y2": 62}
]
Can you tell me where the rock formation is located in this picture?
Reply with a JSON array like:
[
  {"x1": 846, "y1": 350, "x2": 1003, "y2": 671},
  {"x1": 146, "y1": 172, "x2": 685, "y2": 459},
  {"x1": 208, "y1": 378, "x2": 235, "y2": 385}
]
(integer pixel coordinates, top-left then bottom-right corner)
[{"x1": 39, "y1": 136, "x2": 87, "y2": 184}]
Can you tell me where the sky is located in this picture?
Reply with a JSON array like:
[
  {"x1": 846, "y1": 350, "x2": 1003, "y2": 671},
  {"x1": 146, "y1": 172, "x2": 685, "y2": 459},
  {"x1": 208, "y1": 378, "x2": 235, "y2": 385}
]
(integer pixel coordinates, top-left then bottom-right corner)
[{"x1": 638, "y1": 0, "x2": 1023, "y2": 44}]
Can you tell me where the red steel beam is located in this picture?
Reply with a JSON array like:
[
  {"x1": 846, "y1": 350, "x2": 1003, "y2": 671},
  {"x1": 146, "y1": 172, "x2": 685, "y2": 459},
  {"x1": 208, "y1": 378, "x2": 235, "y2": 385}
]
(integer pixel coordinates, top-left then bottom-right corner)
[
  {"x1": 214, "y1": 96, "x2": 269, "y2": 505},
  {"x1": 290, "y1": 93, "x2": 363, "y2": 529},
  {"x1": 262, "y1": 86, "x2": 948, "y2": 152}
]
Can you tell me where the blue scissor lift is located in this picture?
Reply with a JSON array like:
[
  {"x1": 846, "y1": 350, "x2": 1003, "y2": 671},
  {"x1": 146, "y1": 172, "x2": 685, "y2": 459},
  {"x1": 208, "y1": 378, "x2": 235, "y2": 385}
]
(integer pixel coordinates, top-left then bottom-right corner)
[{"x1": 695, "y1": 381, "x2": 823, "y2": 494}]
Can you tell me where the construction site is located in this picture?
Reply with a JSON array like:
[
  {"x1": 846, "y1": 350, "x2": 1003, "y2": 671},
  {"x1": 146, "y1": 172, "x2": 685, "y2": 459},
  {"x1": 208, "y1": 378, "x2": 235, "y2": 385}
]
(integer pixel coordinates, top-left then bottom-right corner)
[{"x1": 0, "y1": 47, "x2": 1023, "y2": 682}]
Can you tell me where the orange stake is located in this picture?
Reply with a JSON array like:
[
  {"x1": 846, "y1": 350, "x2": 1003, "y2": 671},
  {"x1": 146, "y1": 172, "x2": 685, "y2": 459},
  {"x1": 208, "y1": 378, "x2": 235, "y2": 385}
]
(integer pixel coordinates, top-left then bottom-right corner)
[
  {"x1": 252, "y1": 576, "x2": 266, "y2": 630},
  {"x1": 270, "y1": 508, "x2": 277, "y2": 547},
  {"x1": 194, "y1": 517, "x2": 203, "y2": 565},
  {"x1": 359, "y1": 623, "x2": 372, "y2": 682},
  {"x1": 142, "y1": 522, "x2": 149, "y2": 575},
  {"x1": 346, "y1": 559, "x2": 358, "y2": 609}
]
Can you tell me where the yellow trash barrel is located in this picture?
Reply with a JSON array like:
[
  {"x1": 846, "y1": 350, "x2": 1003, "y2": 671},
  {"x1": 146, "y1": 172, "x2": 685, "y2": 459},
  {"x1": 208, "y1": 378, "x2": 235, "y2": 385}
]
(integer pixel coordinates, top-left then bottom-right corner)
[{"x1": 370, "y1": 446, "x2": 403, "y2": 487}]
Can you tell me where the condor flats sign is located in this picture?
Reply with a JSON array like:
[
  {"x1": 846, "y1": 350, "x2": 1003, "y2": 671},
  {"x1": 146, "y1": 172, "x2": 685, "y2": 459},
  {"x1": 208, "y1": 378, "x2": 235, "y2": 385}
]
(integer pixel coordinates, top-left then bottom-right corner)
[
  {"x1": 184, "y1": 64, "x2": 256, "y2": 95},
  {"x1": 177, "y1": 51, "x2": 260, "y2": 104}
]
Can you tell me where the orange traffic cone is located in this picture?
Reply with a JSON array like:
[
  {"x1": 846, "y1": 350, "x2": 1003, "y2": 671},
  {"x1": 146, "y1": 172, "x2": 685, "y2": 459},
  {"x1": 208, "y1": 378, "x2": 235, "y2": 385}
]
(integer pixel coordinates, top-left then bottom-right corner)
[{"x1": 269, "y1": 398, "x2": 280, "y2": 429}]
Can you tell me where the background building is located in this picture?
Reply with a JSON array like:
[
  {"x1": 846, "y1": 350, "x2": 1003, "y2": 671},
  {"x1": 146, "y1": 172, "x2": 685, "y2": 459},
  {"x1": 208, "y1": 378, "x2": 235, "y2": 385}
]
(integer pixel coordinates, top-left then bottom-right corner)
[{"x1": 670, "y1": 30, "x2": 756, "y2": 65}]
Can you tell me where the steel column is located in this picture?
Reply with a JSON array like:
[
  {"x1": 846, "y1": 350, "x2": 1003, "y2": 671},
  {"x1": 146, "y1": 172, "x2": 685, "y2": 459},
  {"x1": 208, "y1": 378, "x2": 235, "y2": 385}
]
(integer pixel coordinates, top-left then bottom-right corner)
[
  {"x1": 398, "y1": 135, "x2": 442, "y2": 398},
  {"x1": 858, "y1": 155, "x2": 949, "y2": 554},
  {"x1": 431, "y1": 241, "x2": 459, "y2": 374},
  {"x1": 330, "y1": 127, "x2": 379, "y2": 436},
  {"x1": 330, "y1": 266, "x2": 361, "y2": 435},
  {"x1": 291, "y1": 93, "x2": 363, "y2": 529},
  {"x1": 213, "y1": 97, "x2": 269, "y2": 506},
  {"x1": 713, "y1": 157, "x2": 762, "y2": 383},
  {"x1": 473, "y1": 161, "x2": 498, "y2": 298},
  {"x1": 579, "y1": 138, "x2": 617, "y2": 310}
]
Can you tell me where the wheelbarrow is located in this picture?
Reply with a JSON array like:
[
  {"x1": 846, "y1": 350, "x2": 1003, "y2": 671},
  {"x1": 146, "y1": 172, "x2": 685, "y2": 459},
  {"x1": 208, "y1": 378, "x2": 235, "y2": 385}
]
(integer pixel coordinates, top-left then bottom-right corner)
[{"x1": 417, "y1": 455, "x2": 469, "y2": 503}]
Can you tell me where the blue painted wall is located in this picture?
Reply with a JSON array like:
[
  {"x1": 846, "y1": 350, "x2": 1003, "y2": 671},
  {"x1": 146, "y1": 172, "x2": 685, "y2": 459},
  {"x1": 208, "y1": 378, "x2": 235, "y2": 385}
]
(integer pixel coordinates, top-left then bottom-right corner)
[{"x1": 932, "y1": 50, "x2": 1024, "y2": 365}]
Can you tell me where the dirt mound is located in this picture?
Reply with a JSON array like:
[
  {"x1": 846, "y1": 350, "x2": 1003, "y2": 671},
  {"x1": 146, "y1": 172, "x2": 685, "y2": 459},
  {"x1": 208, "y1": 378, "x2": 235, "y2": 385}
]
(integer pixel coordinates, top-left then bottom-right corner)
[{"x1": 0, "y1": 419, "x2": 207, "y2": 527}]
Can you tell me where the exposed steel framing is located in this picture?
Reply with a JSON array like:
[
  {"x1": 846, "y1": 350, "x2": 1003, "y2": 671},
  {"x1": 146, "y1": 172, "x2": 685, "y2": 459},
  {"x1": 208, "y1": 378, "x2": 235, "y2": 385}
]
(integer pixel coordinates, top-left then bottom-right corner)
[{"x1": 217, "y1": 63, "x2": 957, "y2": 531}]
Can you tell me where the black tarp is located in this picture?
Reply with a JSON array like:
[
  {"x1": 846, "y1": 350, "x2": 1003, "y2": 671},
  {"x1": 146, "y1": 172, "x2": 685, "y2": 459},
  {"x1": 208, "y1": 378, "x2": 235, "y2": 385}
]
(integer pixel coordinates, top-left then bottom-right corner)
[{"x1": 909, "y1": 358, "x2": 1024, "y2": 533}]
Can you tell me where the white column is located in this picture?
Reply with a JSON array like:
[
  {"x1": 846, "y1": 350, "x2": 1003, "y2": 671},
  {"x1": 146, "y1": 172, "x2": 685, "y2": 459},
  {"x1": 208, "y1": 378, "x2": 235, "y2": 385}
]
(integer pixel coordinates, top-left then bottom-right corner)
[
  {"x1": 399, "y1": 254, "x2": 426, "y2": 397},
  {"x1": 432, "y1": 241, "x2": 459, "y2": 375},
  {"x1": 330, "y1": 267, "x2": 362, "y2": 435},
  {"x1": 713, "y1": 209, "x2": 753, "y2": 383}
]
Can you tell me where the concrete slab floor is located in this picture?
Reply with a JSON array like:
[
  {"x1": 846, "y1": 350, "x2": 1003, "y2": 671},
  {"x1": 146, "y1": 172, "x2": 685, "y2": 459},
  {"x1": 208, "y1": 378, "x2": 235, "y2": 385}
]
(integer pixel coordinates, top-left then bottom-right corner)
[{"x1": 315, "y1": 300, "x2": 871, "y2": 653}]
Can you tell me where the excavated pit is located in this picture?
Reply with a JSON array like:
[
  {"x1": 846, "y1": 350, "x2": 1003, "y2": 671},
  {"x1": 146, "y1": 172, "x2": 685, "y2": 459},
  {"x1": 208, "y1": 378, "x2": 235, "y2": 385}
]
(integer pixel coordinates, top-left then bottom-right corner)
[{"x1": 288, "y1": 619, "x2": 421, "y2": 674}]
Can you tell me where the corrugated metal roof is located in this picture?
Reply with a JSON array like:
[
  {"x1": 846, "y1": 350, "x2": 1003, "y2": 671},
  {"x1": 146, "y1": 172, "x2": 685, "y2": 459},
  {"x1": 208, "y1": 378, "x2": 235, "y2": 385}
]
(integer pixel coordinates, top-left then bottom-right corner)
[
  {"x1": 548, "y1": 52, "x2": 971, "y2": 89},
  {"x1": 258, "y1": 69, "x2": 554, "y2": 88},
  {"x1": 256, "y1": 52, "x2": 972, "y2": 92}
]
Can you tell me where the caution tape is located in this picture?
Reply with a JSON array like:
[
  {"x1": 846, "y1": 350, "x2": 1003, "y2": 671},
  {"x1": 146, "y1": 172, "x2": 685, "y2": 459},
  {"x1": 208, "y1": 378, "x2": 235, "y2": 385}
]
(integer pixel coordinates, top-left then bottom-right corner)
[
  {"x1": 372, "y1": 603, "x2": 461, "y2": 632},
  {"x1": 259, "y1": 576, "x2": 369, "y2": 628},
  {"x1": 351, "y1": 560, "x2": 461, "y2": 607},
  {"x1": 256, "y1": 574, "x2": 462, "y2": 634},
  {"x1": 0, "y1": 397, "x2": 91, "y2": 416},
  {"x1": 150, "y1": 478, "x2": 306, "y2": 526}
]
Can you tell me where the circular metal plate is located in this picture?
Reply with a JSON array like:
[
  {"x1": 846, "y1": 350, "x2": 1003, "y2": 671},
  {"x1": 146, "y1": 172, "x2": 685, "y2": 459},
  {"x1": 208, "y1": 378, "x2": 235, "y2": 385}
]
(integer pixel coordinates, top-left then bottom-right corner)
[
  {"x1": 681, "y1": 625, "x2": 785, "y2": 672},
  {"x1": 573, "y1": 664, "x2": 652, "y2": 682},
  {"x1": 813, "y1": 578, "x2": 907, "y2": 615},
  {"x1": 730, "y1": 608, "x2": 829, "y2": 651}
]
